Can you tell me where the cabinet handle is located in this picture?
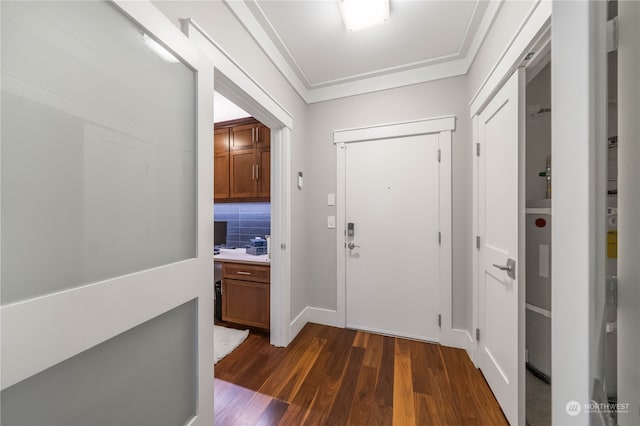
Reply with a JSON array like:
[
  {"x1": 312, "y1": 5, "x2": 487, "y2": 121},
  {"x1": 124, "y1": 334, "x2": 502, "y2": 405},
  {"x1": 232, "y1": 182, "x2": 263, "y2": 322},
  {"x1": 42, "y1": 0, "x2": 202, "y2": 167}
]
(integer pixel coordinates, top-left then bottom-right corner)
[
  {"x1": 256, "y1": 164, "x2": 259, "y2": 179},
  {"x1": 252, "y1": 164, "x2": 256, "y2": 180},
  {"x1": 237, "y1": 271, "x2": 251, "y2": 275}
]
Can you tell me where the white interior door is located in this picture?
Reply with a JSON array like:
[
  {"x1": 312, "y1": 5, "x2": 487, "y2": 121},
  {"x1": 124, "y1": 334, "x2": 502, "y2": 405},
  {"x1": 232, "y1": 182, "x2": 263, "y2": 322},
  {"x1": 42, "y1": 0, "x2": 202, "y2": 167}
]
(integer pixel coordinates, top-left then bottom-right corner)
[
  {"x1": 345, "y1": 134, "x2": 441, "y2": 342},
  {"x1": 1, "y1": 2, "x2": 214, "y2": 425},
  {"x1": 476, "y1": 69, "x2": 525, "y2": 425}
]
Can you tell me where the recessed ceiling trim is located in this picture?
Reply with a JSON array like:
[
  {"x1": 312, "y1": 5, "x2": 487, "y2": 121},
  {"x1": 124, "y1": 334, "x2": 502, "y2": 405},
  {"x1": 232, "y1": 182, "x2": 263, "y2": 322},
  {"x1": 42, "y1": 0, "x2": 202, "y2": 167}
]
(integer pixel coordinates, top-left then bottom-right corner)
[
  {"x1": 456, "y1": 0, "x2": 483, "y2": 55},
  {"x1": 223, "y1": 0, "x2": 503, "y2": 104},
  {"x1": 306, "y1": 58, "x2": 470, "y2": 103},
  {"x1": 247, "y1": 0, "x2": 313, "y2": 87},
  {"x1": 251, "y1": 0, "x2": 487, "y2": 89},
  {"x1": 464, "y1": 0, "x2": 504, "y2": 76},
  {"x1": 308, "y1": 51, "x2": 462, "y2": 89},
  {"x1": 222, "y1": 0, "x2": 310, "y2": 99}
]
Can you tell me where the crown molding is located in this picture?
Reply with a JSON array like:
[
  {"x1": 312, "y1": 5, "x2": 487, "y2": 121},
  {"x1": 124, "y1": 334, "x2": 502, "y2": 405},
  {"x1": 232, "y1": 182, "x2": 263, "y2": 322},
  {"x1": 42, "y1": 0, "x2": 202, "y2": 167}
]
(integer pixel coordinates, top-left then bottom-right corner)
[
  {"x1": 223, "y1": 0, "x2": 503, "y2": 104},
  {"x1": 222, "y1": 0, "x2": 310, "y2": 101}
]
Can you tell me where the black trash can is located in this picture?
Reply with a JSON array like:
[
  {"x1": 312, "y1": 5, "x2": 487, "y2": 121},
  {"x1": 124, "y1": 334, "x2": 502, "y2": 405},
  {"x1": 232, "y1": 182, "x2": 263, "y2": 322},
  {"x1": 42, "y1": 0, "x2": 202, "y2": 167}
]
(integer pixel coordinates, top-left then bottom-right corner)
[{"x1": 214, "y1": 280, "x2": 222, "y2": 322}]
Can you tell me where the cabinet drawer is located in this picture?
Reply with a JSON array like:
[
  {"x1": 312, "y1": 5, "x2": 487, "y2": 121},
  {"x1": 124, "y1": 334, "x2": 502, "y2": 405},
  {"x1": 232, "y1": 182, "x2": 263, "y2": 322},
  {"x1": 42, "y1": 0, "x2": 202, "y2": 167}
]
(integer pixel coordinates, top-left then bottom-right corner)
[{"x1": 222, "y1": 263, "x2": 270, "y2": 283}]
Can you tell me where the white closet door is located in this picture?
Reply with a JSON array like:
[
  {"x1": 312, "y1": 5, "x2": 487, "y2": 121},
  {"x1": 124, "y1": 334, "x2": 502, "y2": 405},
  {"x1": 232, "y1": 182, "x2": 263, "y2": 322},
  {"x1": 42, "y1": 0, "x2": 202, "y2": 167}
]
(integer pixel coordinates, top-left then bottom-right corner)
[{"x1": 476, "y1": 68, "x2": 525, "y2": 426}]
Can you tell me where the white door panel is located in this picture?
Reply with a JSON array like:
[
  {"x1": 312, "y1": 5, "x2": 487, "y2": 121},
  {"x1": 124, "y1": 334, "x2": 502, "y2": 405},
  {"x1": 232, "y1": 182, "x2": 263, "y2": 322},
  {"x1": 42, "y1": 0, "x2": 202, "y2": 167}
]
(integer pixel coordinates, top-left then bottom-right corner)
[
  {"x1": 477, "y1": 68, "x2": 525, "y2": 426},
  {"x1": 345, "y1": 134, "x2": 440, "y2": 341}
]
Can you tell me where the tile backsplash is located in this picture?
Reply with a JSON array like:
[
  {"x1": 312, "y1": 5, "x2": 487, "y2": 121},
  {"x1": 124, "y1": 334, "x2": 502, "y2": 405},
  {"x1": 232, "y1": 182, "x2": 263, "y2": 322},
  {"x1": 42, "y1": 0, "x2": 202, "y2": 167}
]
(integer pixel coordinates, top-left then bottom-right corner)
[{"x1": 214, "y1": 202, "x2": 271, "y2": 248}]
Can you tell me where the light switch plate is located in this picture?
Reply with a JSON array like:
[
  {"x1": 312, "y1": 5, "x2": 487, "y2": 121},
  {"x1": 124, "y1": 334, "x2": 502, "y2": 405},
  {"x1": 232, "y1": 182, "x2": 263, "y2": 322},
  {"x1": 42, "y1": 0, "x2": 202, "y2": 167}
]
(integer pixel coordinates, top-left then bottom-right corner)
[
  {"x1": 327, "y1": 215, "x2": 336, "y2": 229},
  {"x1": 327, "y1": 193, "x2": 336, "y2": 206}
]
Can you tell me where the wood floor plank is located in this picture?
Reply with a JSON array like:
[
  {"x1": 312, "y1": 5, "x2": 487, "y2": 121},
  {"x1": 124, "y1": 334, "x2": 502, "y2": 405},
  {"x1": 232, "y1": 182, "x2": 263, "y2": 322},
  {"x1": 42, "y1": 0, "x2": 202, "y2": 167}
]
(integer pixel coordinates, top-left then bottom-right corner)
[
  {"x1": 392, "y1": 338, "x2": 416, "y2": 425},
  {"x1": 278, "y1": 351, "x2": 331, "y2": 425},
  {"x1": 407, "y1": 338, "x2": 432, "y2": 395},
  {"x1": 374, "y1": 335, "x2": 395, "y2": 407},
  {"x1": 299, "y1": 375, "x2": 342, "y2": 425},
  {"x1": 273, "y1": 337, "x2": 326, "y2": 402},
  {"x1": 214, "y1": 381, "x2": 257, "y2": 426},
  {"x1": 254, "y1": 398, "x2": 289, "y2": 426},
  {"x1": 326, "y1": 346, "x2": 365, "y2": 424},
  {"x1": 346, "y1": 365, "x2": 377, "y2": 425},
  {"x1": 352, "y1": 330, "x2": 369, "y2": 348},
  {"x1": 414, "y1": 393, "x2": 436, "y2": 426},
  {"x1": 362, "y1": 332, "x2": 384, "y2": 370},
  {"x1": 233, "y1": 392, "x2": 274, "y2": 426},
  {"x1": 213, "y1": 323, "x2": 508, "y2": 426},
  {"x1": 257, "y1": 336, "x2": 323, "y2": 399},
  {"x1": 440, "y1": 346, "x2": 508, "y2": 425}
]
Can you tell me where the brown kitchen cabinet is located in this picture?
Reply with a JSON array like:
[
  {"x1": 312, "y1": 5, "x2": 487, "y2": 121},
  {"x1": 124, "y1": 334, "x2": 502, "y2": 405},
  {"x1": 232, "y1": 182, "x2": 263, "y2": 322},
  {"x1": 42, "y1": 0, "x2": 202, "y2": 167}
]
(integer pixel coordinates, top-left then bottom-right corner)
[
  {"x1": 214, "y1": 118, "x2": 270, "y2": 202},
  {"x1": 213, "y1": 127, "x2": 230, "y2": 201},
  {"x1": 221, "y1": 262, "x2": 270, "y2": 329}
]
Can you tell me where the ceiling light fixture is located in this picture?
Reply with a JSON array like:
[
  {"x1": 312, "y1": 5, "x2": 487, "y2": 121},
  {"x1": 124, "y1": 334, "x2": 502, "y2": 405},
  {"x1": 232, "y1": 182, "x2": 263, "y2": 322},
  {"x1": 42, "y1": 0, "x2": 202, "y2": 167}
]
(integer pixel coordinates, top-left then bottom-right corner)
[{"x1": 338, "y1": 0, "x2": 389, "y2": 32}]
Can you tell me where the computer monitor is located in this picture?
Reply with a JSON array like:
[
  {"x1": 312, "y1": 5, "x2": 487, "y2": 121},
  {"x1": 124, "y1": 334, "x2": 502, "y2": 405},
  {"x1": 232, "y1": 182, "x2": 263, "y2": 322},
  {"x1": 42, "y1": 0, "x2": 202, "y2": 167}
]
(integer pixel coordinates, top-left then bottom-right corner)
[{"x1": 214, "y1": 221, "x2": 227, "y2": 247}]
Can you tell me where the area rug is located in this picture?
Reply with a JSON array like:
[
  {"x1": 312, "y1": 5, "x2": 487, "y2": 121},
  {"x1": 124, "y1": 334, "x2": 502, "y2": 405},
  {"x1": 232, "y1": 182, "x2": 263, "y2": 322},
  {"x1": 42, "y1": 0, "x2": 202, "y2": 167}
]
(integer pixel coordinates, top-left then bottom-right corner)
[{"x1": 214, "y1": 325, "x2": 249, "y2": 364}]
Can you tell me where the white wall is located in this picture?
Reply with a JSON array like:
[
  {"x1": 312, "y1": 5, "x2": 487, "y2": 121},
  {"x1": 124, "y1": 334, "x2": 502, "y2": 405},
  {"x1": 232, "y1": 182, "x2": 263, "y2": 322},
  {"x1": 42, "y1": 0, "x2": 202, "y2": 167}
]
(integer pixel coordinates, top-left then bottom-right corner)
[
  {"x1": 467, "y1": 0, "x2": 538, "y2": 99},
  {"x1": 152, "y1": 1, "x2": 310, "y2": 322},
  {"x1": 526, "y1": 63, "x2": 552, "y2": 202},
  {"x1": 305, "y1": 76, "x2": 472, "y2": 331},
  {"x1": 152, "y1": 0, "x2": 548, "y2": 340}
]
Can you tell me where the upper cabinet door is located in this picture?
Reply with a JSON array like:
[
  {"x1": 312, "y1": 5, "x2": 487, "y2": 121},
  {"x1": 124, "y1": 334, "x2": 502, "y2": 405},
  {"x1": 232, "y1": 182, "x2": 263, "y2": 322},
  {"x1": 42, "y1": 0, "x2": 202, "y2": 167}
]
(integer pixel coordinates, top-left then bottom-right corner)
[
  {"x1": 214, "y1": 128, "x2": 230, "y2": 153},
  {"x1": 257, "y1": 124, "x2": 271, "y2": 149},
  {"x1": 214, "y1": 128, "x2": 230, "y2": 201},
  {"x1": 231, "y1": 123, "x2": 258, "y2": 150},
  {"x1": 258, "y1": 149, "x2": 271, "y2": 199}
]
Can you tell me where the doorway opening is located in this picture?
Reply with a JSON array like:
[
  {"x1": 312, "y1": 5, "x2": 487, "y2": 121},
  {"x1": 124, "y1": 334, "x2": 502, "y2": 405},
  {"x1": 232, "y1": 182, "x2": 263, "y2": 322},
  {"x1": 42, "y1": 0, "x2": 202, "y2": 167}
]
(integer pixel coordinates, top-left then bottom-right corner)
[
  {"x1": 213, "y1": 91, "x2": 272, "y2": 340},
  {"x1": 524, "y1": 57, "x2": 552, "y2": 426}
]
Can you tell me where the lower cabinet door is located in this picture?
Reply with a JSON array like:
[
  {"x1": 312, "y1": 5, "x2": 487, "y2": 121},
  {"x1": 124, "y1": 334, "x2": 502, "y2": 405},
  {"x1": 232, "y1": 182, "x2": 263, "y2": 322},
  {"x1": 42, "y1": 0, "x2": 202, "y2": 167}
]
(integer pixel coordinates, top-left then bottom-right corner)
[{"x1": 222, "y1": 278, "x2": 270, "y2": 329}]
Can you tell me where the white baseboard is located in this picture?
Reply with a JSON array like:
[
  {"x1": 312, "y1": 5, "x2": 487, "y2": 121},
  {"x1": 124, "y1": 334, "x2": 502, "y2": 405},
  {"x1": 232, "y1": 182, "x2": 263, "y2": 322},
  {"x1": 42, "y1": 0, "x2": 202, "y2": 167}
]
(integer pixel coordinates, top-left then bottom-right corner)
[
  {"x1": 289, "y1": 306, "x2": 341, "y2": 343},
  {"x1": 346, "y1": 323, "x2": 439, "y2": 343}
]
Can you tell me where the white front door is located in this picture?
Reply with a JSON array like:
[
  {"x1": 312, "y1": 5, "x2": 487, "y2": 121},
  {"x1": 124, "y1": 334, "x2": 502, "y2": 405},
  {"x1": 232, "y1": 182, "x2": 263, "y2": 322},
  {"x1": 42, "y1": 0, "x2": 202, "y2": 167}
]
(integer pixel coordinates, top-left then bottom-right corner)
[
  {"x1": 1, "y1": 2, "x2": 214, "y2": 424},
  {"x1": 476, "y1": 69, "x2": 525, "y2": 425},
  {"x1": 344, "y1": 134, "x2": 441, "y2": 341}
]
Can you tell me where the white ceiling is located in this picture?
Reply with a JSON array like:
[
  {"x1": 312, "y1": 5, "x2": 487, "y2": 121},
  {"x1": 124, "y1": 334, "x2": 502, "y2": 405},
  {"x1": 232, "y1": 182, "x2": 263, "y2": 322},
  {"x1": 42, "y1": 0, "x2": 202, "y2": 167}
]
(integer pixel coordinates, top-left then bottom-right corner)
[
  {"x1": 214, "y1": 91, "x2": 251, "y2": 122},
  {"x1": 251, "y1": 0, "x2": 488, "y2": 87},
  {"x1": 225, "y1": 0, "x2": 501, "y2": 103}
]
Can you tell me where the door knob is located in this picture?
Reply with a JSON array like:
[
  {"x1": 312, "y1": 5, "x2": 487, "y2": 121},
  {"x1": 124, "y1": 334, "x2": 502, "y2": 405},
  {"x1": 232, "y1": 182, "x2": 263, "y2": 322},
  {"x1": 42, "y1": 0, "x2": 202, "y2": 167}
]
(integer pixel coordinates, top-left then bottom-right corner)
[
  {"x1": 348, "y1": 242, "x2": 360, "y2": 249},
  {"x1": 492, "y1": 258, "x2": 516, "y2": 279}
]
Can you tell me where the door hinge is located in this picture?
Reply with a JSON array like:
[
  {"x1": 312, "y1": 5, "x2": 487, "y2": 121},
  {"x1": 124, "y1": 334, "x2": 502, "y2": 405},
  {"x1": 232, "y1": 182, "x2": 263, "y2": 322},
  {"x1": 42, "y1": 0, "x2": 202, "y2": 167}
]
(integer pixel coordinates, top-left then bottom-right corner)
[
  {"x1": 438, "y1": 231, "x2": 442, "y2": 246},
  {"x1": 438, "y1": 314, "x2": 442, "y2": 328},
  {"x1": 607, "y1": 276, "x2": 618, "y2": 306},
  {"x1": 476, "y1": 328, "x2": 480, "y2": 341},
  {"x1": 476, "y1": 236, "x2": 480, "y2": 249},
  {"x1": 437, "y1": 149, "x2": 441, "y2": 163},
  {"x1": 476, "y1": 143, "x2": 480, "y2": 157}
]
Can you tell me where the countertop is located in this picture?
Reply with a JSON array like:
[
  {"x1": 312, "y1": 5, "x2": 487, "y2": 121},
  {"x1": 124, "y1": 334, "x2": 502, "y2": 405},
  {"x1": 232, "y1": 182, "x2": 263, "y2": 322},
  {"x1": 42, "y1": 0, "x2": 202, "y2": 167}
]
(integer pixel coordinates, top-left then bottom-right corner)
[{"x1": 214, "y1": 248, "x2": 270, "y2": 265}]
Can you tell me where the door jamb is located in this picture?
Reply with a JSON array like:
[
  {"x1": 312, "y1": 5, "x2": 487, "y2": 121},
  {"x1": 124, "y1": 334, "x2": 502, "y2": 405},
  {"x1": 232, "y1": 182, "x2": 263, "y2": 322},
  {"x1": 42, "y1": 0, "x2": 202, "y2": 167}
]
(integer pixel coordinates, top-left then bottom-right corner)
[{"x1": 334, "y1": 116, "x2": 456, "y2": 345}]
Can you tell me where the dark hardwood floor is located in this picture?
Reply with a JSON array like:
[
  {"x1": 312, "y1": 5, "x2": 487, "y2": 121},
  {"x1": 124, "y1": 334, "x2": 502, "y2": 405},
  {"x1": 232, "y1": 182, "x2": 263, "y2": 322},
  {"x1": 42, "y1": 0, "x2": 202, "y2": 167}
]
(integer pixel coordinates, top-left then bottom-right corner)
[{"x1": 214, "y1": 323, "x2": 508, "y2": 425}]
